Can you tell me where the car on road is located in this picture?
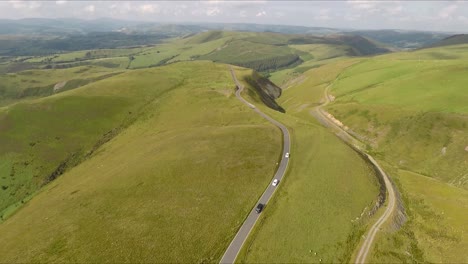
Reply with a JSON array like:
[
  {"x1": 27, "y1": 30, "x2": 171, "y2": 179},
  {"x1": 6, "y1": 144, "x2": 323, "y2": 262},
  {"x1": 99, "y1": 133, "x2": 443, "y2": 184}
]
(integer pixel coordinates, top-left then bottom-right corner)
[
  {"x1": 255, "y1": 203, "x2": 264, "y2": 214},
  {"x1": 285, "y1": 152, "x2": 290, "y2": 158},
  {"x1": 272, "y1": 179, "x2": 279, "y2": 186}
]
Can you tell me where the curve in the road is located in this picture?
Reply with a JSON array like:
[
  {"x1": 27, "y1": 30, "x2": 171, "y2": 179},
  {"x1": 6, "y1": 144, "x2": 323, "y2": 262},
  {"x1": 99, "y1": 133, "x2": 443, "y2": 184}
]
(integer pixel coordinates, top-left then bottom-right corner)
[
  {"x1": 219, "y1": 67, "x2": 291, "y2": 264},
  {"x1": 314, "y1": 81, "x2": 397, "y2": 264}
]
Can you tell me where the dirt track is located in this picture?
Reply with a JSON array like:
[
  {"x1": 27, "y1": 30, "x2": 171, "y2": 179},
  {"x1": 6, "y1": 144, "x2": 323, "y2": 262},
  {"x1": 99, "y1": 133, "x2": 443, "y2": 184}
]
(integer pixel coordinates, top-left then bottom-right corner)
[{"x1": 312, "y1": 82, "x2": 398, "y2": 264}]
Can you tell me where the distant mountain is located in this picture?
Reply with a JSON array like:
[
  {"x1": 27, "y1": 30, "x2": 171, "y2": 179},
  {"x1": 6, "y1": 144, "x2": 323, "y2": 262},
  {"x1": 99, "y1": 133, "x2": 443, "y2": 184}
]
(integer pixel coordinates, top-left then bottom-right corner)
[
  {"x1": 345, "y1": 29, "x2": 450, "y2": 49},
  {"x1": 0, "y1": 18, "x2": 459, "y2": 52},
  {"x1": 424, "y1": 34, "x2": 468, "y2": 48},
  {"x1": 324, "y1": 34, "x2": 390, "y2": 55},
  {"x1": 286, "y1": 34, "x2": 390, "y2": 55},
  {"x1": 0, "y1": 19, "x2": 342, "y2": 36},
  {"x1": 0, "y1": 18, "x2": 143, "y2": 35}
]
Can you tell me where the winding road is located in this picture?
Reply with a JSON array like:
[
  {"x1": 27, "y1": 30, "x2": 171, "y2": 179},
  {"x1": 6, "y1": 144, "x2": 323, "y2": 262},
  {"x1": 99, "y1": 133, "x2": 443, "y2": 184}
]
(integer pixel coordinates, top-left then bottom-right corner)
[
  {"x1": 220, "y1": 67, "x2": 291, "y2": 264},
  {"x1": 313, "y1": 82, "x2": 397, "y2": 264}
]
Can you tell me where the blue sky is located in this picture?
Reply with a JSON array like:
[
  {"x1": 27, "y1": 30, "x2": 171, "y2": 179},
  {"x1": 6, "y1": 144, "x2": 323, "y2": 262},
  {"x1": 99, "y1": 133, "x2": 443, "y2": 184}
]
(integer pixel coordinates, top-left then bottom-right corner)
[{"x1": 1, "y1": 1, "x2": 467, "y2": 32}]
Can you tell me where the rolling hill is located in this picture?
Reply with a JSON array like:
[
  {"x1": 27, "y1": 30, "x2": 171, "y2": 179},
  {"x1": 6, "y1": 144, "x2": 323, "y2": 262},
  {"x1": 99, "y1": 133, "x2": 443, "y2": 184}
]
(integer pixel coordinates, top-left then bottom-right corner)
[
  {"x1": 0, "y1": 30, "x2": 389, "y2": 78},
  {"x1": 425, "y1": 34, "x2": 468, "y2": 48},
  {"x1": 234, "y1": 63, "x2": 381, "y2": 263},
  {"x1": 0, "y1": 61, "x2": 285, "y2": 262},
  {"x1": 348, "y1": 29, "x2": 449, "y2": 49},
  {"x1": 313, "y1": 45, "x2": 468, "y2": 263},
  {"x1": 0, "y1": 22, "x2": 466, "y2": 264}
]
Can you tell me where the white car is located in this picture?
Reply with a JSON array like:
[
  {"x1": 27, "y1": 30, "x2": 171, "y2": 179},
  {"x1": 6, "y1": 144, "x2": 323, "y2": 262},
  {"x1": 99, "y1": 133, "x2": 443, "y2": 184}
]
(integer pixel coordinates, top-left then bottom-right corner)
[
  {"x1": 272, "y1": 179, "x2": 279, "y2": 186},
  {"x1": 285, "y1": 152, "x2": 290, "y2": 158}
]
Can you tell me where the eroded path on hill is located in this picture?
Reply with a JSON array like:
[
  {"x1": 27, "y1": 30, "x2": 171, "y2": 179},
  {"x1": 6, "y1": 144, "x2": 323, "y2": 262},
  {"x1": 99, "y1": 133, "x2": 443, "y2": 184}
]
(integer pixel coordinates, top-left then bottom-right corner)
[
  {"x1": 311, "y1": 81, "x2": 398, "y2": 264},
  {"x1": 220, "y1": 67, "x2": 291, "y2": 264}
]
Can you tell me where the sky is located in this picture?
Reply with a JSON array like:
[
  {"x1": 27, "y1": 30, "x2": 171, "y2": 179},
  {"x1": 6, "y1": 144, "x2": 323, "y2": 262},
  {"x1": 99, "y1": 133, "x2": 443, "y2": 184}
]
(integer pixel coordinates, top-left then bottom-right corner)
[{"x1": 1, "y1": 1, "x2": 467, "y2": 32}]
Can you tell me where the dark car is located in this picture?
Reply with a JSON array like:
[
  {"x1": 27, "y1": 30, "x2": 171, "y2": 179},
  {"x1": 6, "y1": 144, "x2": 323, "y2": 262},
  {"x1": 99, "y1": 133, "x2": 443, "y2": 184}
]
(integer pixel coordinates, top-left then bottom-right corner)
[{"x1": 255, "y1": 203, "x2": 264, "y2": 214}]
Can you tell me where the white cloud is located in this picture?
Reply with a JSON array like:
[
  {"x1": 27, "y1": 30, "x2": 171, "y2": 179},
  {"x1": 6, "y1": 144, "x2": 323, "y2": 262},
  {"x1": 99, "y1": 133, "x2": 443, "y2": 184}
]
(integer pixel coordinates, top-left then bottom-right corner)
[
  {"x1": 344, "y1": 13, "x2": 362, "y2": 21},
  {"x1": 387, "y1": 5, "x2": 403, "y2": 15},
  {"x1": 256, "y1": 10, "x2": 266, "y2": 17},
  {"x1": 315, "y1": 8, "x2": 331, "y2": 20},
  {"x1": 458, "y1": 15, "x2": 468, "y2": 23},
  {"x1": 204, "y1": 0, "x2": 222, "y2": 5},
  {"x1": 438, "y1": 4, "x2": 457, "y2": 19},
  {"x1": 274, "y1": 11, "x2": 285, "y2": 18},
  {"x1": 347, "y1": 0, "x2": 376, "y2": 10},
  {"x1": 138, "y1": 4, "x2": 158, "y2": 14},
  {"x1": 28, "y1": 1, "x2": 41, "y2": 9},
  {"x1": 84, "y1": 4, "x2": 95, "y2": 13},
  {"x1": 9, "y1": 1, "x2": 27, "y2": 9},
  {"x1": 206, "y1": 6, "x2": 221, "y2": 16},
  {"x1": 0, "y1": 1, "x2": 467, "y2": 32}
]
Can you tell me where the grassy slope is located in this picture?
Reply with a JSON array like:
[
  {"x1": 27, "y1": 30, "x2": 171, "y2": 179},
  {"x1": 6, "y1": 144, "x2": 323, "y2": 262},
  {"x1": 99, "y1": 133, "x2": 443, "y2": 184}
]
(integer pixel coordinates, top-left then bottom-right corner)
[
  {"x1": 0, "y1": 61, "x2": 283, "y2": 262},
  {"x1": 0, "y1": 65, "x2": 123, "y2": 106},
  {"x1": 235, "y1": 64, "x2": 380, "y2": 263},
  {"x1": 326, "y1": 45, "x2": 468, "y2": 188},
  {"x1": 370, "y1": 168, "x2": 468, "y2": 263},
  {"x1": 269, "y1": 45, "x2": 352, "y2": 87},
  {"x1": 321, "y1": 45, "x2": 468, "y2": 262},
  {"x1": 0, "y1": 65, "x2": 175, "y2": 216}
]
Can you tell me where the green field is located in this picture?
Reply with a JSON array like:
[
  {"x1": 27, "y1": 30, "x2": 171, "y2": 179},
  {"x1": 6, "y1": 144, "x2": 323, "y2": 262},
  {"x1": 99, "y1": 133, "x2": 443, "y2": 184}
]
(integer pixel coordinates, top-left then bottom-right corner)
[
  {"x1": 317, "y1": 45, "x2": 468, "y2": 261},
  {"x1": 0, "y1": 61, "x2": 287, "y2": 262},
  {"x1": 234, "y1": 66, "x2": 380, "y2": 262}
]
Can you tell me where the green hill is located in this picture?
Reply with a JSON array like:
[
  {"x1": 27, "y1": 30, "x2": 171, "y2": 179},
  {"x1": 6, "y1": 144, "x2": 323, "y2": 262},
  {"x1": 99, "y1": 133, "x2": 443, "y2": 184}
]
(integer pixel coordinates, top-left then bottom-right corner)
[
  {"x1": 0, "y1": 66, "x2": 124, "y2": 106},
  {"x1": 234, "y1": 64, "x2": 380, "y2": 263},
  {"x1": 0, "y1": 61, "x2": 285, "y2": 262},
  {"x1": 1, "y1": 31, "x2": 390, "y2": 78},
  {"x1": 426, "y1": 34, "x2": 468, "y2": 48},
  {"x1": 312, "y1": 46, "x2": 468, "y2": 262},
  {"x1": 349, "y1": 30, "x2": 449, "y2": 49}
]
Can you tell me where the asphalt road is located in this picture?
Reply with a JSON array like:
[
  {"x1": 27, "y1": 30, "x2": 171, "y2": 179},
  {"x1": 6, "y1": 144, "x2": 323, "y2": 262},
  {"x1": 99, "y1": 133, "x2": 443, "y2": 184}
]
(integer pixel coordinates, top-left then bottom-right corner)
[
  {"x1": 313, "y1": 81, "x2": 397, "y2": 264},
  {"x1": 219, "y1": 67, "x2": 291, "y2": 264}
]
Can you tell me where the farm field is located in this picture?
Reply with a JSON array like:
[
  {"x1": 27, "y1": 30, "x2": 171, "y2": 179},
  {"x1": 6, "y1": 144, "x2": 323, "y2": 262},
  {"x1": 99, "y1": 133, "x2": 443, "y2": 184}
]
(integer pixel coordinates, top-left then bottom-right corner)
[
  {"x1": 0, "y1": 61, "x2": 284, "y2": 262},
  {"x1": 234, "y1": 67, "x2": 380, "y2": 263}
]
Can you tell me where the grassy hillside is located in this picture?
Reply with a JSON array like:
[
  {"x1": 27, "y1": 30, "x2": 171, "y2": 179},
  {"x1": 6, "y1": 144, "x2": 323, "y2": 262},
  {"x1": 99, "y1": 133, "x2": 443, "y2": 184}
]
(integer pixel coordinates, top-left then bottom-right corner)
[
  {"x1": 234, "y1": 64, "x2": 380, "y2": 263},
  {"x1": 349, "y1": 30, "x2": 449, "y2": 49},
  {"x1": 326, "y1": 46, "x2": 468, "y2": 187},
  {"x1": 0, "y1": 66, "x2": 123, "y2": 106},
  {"x1": 0, "y1": 30, "x2": 389, "y2": 79},
  {"x1": 313, "y1": 46, "x2": 468, "y2": 262},
  {"x1": 0, "y1": 61, "x2": 285, "y2": 262},
  {"x1": 426, "y1": 34, "x2": 468, "y2": 48},
  {"x1": 0, "y1": 65, "x2": 176, "y2": 216},
  {"x1": 369, "y1": 168, "x2": 468, "y2": 263},
  {"x1": 199, "y1": 39, "x2": 302, "y2": 72}
]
